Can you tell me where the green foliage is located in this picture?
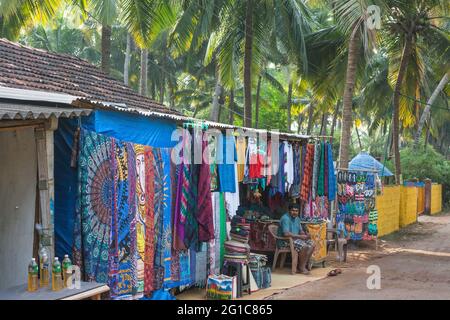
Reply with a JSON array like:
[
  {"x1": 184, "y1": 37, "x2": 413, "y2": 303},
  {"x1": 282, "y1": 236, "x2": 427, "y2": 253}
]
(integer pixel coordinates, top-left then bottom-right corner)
[{"x1": 387, "y1": 144, "x2": 450, "y2": 207}]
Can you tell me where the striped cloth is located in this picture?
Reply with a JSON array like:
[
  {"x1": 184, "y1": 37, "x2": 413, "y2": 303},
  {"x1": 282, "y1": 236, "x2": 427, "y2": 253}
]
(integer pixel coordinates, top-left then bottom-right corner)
[{"x1": 300, "y1": 144, "x2": 315, "y2": 202}]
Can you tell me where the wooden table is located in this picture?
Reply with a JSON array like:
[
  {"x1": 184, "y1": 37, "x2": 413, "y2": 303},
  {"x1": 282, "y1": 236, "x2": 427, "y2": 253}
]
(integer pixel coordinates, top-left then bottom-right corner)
[{"x1": 0, "y1": 282, "x2": 110, "y2": 300}]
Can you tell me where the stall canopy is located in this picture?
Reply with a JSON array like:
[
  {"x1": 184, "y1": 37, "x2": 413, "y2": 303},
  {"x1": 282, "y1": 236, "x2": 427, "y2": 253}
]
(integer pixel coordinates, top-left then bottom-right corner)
[{"x1": 349, "y1": 151, "x2": 393, "y2": 176}]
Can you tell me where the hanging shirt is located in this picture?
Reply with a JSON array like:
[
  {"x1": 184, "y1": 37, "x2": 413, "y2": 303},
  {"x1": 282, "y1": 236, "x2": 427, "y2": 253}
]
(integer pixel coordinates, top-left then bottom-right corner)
[
  {"x1": 217, "y1": 134, "x2": 237, "y2": 193},
  {"x1": 284, "y1": 141, "x2": 294, "y2": 192}
]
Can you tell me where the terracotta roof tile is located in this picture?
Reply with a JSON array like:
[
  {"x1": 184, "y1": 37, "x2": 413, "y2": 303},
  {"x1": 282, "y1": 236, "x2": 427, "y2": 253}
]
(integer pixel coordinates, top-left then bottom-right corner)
[{"x1": 0, "y1": 38, "x2": 181, "y2": 115}]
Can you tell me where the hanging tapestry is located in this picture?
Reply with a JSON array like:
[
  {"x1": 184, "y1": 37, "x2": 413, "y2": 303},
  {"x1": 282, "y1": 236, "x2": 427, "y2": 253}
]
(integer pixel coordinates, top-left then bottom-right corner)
[
  {"x1": 108, "y1": 141, "x2": 138, "y2": 298},
  {"x1": 143, "y1": 147, "x2": 155, "y2": 295},
  {"x1": 73, "y1": 129, "x2": 113, "y2": 284},
  {"x1": 134, "y1": 145, "x2": 156, "y2": 297},
  {"x1": 152, "y1": 148, "x2": 173, "y2": 290}
]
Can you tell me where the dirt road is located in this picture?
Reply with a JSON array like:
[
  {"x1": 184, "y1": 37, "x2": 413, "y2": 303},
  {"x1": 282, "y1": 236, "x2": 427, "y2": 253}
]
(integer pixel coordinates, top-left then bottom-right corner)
[{"x1": 269, "y1": 213, "x2": 450, "y2": 300}]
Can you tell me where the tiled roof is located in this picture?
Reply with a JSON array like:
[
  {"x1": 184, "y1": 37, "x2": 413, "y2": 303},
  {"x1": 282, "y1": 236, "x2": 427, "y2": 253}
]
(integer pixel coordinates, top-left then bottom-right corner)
[{"x1": 0, "y1": 38, "x2": 181, "y2": 115}]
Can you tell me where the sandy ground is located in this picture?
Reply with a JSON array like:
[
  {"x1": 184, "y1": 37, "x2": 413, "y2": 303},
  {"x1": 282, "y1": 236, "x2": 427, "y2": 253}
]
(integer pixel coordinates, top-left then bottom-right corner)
[{"x1": 268, "y1": 212, "x2": 450, "y2": 300}]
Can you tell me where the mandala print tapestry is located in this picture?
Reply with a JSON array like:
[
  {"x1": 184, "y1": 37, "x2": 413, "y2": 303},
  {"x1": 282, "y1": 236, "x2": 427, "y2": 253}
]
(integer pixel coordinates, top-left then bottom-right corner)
[{"x1": 73, "y1": 129, "x2": 113, "y2": 284}]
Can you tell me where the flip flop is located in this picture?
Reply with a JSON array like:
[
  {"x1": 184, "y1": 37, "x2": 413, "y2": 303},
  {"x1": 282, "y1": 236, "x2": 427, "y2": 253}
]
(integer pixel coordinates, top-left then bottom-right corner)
[{"x1": 327, "y1": 270, "x2": 338, "y2": 277}]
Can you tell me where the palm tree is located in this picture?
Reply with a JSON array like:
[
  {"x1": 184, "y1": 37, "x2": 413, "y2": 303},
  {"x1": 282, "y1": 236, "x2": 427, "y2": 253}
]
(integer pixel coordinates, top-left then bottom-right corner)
[
  {"x1": 382, "y1": 0, "x2": 449, "y2": 182},
  {"x1": 332, "y1": 0, "x2": 384, "y2": 168}
]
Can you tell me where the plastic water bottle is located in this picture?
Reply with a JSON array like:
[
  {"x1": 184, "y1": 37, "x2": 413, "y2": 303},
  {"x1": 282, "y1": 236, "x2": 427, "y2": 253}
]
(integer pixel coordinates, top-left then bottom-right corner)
[
  {"x1": 52, "y1": 257, "x2": 63, "y2": 291},
  {"x1": 62, "y1": 255, "x2": 72, "y2": 288},
  {"x1": 39, "y1": 246, "x2": 50, "y2": 287},
  {"x1": 27, "y1": 258, "x2": 39, "y2": 292}
]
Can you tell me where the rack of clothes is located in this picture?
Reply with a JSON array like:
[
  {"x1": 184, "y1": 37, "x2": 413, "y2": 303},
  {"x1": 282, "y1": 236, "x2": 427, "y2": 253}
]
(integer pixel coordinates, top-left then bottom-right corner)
[{"x1": 71, "y1": 123, "x2": 337, "y2": 300}]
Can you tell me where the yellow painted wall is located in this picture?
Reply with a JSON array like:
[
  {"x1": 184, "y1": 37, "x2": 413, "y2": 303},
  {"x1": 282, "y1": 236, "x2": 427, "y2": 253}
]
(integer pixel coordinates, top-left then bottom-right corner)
[
  {"x1": 399, "y1": 186, "x2": 418, "y2": 227},
  {"x1": 376, "y1": 186, "x2": 401, "y2": 237},
  {"x1": 430, "y1": 184, "x2": 443, "y2": 215}
]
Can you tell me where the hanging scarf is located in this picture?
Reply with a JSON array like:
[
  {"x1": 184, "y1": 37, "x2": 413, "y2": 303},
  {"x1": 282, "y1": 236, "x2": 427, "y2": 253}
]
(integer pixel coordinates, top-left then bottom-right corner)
[
  {"x1": 311, "y1": 143, "x2": 321, "y2": 200},
  {"x1": 317, "y1": 142, "x2": 325, "y2": 196},
  {"x1": 291, "y1": 144, "x2": 301, "y2": 198},
  {"x1": 324, "y1": 143, "x2": 329, "y2": 197},
  {"x1": 196, "y1": 131, "x2": 215, "y2": 242},
  {"x1": 300, "y1": 144, "x2": 315, "y2": 202},
  {"x1": 327, "y1": 142, "x2": 337, "y2": 201}
]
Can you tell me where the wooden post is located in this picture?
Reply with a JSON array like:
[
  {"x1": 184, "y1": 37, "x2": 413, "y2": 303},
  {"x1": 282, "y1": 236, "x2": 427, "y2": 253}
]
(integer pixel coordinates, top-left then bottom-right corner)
[
  {"x1": 424, "y1": 178, "x2": 432, "y2": 215},
  {"x1": 35, "y1": 116, "x2": 58, "y2": 259}
]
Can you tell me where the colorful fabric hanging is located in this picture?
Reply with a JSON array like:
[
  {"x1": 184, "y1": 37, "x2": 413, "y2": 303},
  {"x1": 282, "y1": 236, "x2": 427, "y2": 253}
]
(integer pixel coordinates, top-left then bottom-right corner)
[
  {"x1": 153, "y1": 148, "x2": 173, "y2": 290},
  {"x1": 108, "y1": 141, "x2": 138, "y2": 298},
  {"x1": 196, "y1": 131, "x2": 215, "y2": 242},
  {"x1": 291, "y1": 144, "x2": 301, "y2": 198},
  {"x1": 73, "y1": 129, "x2": 113, "y2": 284},
  {"x1": 284, "y1": 142, "x2": 294, "y2": 191},
  {"x1": 324, "y1": 144, "x2": 329, "y2": 197},
  {"x1": 143, "y1": 147, "x2": 155, "y2": 295},
  {"x1": 236, "y1": 136, "x2": 246, "y2": 182},
  {"x1": 311, "y1": 143, "x2": 321, "y2": 200},
  {"x1": 327, "y1": 143, "x2": 337, "y2": 201},
  {"x1": 300, "y1": 144, "x2": 315, "y2": 202},
  {"x1": 317, "y1": 142, "x2": 325, "y2": 196},
  {"x1": 219, "y1": 193, "x2": 227, "y2": 268},
  {"x1": 217, "y1": 134, "x2": 237, "y2": 192}
]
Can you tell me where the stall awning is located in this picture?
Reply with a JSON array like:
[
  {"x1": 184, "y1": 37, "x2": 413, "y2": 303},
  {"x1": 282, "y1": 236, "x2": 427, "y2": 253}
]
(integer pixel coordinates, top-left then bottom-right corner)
[{"x1": 0, "y1": 102, "x2": 92, "y2": 120}]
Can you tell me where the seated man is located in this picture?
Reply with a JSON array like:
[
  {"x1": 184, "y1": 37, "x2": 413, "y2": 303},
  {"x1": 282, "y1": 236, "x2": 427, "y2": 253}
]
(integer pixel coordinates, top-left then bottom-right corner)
[{"x1": 277, "y1": 203, "x2": 315, "y2": 275}]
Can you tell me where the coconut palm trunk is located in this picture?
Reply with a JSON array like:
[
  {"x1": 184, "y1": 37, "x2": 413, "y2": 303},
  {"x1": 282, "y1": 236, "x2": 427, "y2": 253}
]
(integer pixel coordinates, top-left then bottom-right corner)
[
  {"x1": 307, "y1": 103, "x2": 314, "y2": 135},
  {"x1": 229, "y1": 90, "x2": 235, "y2": 125},
  {"x1": 414, "y1": 72, "x2": 449, "y2": 149},
  {"x1": 210, "y1": 79, "x2": 223, "y2": 122},
  {"x1": 139, "y1": 49, "x2": 148, "y2": 96},
  {"x1": 287, "y1": 80, "x2": 293, "y2": 132},
  {"x1": 124, "y1": 33, "x2": 132, "y2": 85},
  {"x1": 338, "y1": 26, "x2": 359, "y2": 169},
  {"x1": 101, "y1": 24, "x2": 112, "y2": 74},
  {"x1": 392, "y1": 32, "x2": 414, "y2": 184},
  {"x1": 331, "y1": 100, "x2": 340, "y2": 138},
  {"x1": 255, "y1": 75, "x2": 262, "y2": 128},
  {"x1": 243, "y1": 0, "x2": 253, "y2": 128}
]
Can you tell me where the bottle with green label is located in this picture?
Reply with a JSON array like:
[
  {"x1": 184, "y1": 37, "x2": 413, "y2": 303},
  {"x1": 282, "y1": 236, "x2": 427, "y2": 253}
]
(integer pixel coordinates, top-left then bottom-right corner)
[
  {"x1": 39, "y1": 246, "x2": 50, "y2": 287},
  {"x1": 27, "y1": 258, "x2": 39, "y2": 292},
  {"x1": 62, "y1": 255, "x2": 72, "y2": 288},
  {"x1": 52, "y1": 257, "x2": 63, "y2": 291}
]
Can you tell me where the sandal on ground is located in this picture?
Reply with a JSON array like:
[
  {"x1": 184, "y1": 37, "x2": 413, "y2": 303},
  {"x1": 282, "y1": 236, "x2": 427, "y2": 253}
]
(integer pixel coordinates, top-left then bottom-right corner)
[{"x1": 327, "y1": 269, "x2": 341, "y2": 277}]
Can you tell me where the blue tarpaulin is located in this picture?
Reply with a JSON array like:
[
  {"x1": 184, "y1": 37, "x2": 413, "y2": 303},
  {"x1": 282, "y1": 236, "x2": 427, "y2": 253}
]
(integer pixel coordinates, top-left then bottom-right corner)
[
  {"x1": 349, "y1": 151, "x2": 393, "y2": 176},
  {"x1": 54, "y1": 110, "x2": 177, "y2": 260}
]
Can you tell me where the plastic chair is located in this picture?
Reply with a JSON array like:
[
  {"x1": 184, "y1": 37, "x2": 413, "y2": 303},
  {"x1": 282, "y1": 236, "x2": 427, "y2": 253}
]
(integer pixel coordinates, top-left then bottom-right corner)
[{"x1": 267, "y1": 224, "x2": 298, "y2": 274}]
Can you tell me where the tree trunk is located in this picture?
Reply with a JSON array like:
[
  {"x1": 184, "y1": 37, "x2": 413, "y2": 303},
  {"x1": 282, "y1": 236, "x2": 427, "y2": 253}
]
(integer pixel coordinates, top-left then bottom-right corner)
[
  {"x1": 355, "y1": 124, "x2": 363, "y2": 151},
  {"x1": 338, "y1": 26, "x2": 360, "y2": 169},
  {"x1": 330, "y1": 100, "x2": 340, "y2": 138},
  {"x1": 255, "y1": 75, "x2": 262, "y2": 128},
  {"x1": 414, "y1": 72, "x2": 449, "y2": 149},
  {"x1": 297, "y1": 113, "x2": 304, "y2": 134},
  {"x1": 287, "y1": 80, "x2": 293, "y2": 132},
  {"x1": 307, "y1": 103, "x2": 314, "y2": 135},
  {"x1": 159, "y1": 79, "x2": 165, "y2": 104},
  {"x1": 229, "y1": 90, "x2": 235, "y2": 125},
  {"x1": 124, "y1": 33, "x2": 132, "y2": 85},
  {"x1": 210, "y1": 78, "x2": 223, "y2": 122},
  {"x1": 392, "y1": 32, "x2": 414, "y2": 184},
  {"x1": 101, "y1": 25, "x2": 112, "y2": 74},
  {"x1": 320, "y1": 112, "x2": 328, "y2": 136},
  {"x1": 424, "y1": 122, "x2": 430, "y2": 150},
  {"x1": 243, "y1": 0, "x2": 253, "y2": 128},
  {"x1": 139, "y1": 49, "x2": 148, "y2": 96}
]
